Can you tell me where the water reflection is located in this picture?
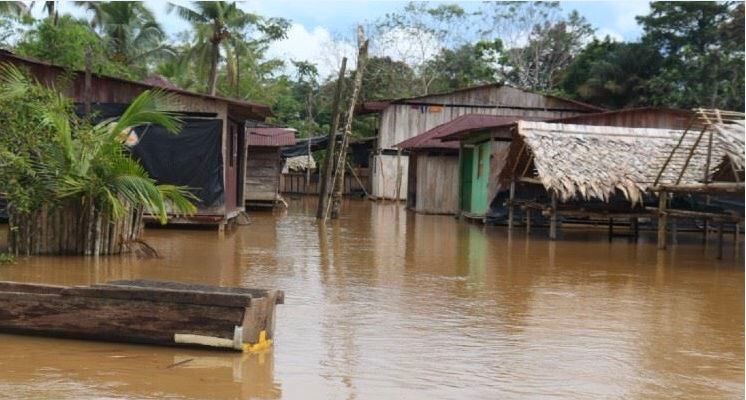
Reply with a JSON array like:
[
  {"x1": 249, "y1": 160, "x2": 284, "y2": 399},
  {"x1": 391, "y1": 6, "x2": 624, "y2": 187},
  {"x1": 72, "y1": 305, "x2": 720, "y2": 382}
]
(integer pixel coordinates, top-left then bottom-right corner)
[{"x1": 0, "y1": 197, "x2": 742, "y2": 399}]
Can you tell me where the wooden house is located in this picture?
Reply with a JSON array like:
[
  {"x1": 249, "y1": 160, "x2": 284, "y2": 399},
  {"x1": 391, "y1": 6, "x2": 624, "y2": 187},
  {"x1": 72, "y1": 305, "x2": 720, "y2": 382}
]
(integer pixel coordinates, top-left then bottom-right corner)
[
  {"x1": 0, "y1": 50, "x2": 271, "y2": 228},
  {"x1": 498, "y1": 113, "x2": 743, "y2": 244},
  {"x1": 396, "y1": 114, "x2": 510, "y2": 215},
  {"x1": 245, "y1": 126, "x2": 297, "y2": 206},
  {"x1": 356, "y1": 84, "x2": 603, "y2": 200},
  {"x1": 440, "y1": 107, "x2": 694, "y2": 221}
]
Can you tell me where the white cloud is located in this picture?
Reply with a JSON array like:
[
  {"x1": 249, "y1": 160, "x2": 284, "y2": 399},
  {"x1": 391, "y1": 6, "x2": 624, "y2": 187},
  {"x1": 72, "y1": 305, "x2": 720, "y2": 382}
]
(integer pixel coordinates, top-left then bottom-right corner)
[
  {"x1": 266, "y1": 23, "x2": 356, "y2": 80},
  {"x1": 611, "y1": 1, "x2": 650, "y2": 39}
]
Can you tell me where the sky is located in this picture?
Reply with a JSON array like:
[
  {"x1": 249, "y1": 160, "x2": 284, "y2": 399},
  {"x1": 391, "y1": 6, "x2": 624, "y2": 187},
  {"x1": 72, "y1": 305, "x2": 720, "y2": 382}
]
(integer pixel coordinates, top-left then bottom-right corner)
[{"x1": 47, "y1": 1, "x2": 653, "y2": 78}]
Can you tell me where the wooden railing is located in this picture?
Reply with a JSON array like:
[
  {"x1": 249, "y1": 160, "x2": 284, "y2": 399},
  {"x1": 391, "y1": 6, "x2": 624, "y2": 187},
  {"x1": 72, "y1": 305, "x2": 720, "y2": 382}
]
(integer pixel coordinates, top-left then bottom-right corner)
[{"x1": 281, "y1": 168, "x2": 370, "y2": 195}]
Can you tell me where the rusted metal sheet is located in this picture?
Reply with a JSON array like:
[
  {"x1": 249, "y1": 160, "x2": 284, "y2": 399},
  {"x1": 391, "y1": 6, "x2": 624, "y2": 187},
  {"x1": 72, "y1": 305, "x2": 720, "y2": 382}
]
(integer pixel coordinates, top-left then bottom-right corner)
[{"x1": 247, "y1": 128, "x2": 297, "y2": 147}]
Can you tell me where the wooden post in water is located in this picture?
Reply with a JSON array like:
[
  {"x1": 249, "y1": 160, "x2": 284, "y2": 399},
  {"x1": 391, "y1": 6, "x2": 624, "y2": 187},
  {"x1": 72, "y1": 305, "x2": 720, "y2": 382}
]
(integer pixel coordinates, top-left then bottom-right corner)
[
  {"x1": 305, "y1": 135, "x2": 312, "y2": 192},
  {"x1": 608, "y1": 218, "x2": 613, "y2": 241},
  {"x1": 525, "y1": 208, "x2": 531, "y2": 234},
  {"x1": 330, "y1": 26, "x2": 369, "y2": 219},
  {"x1": 316, "y1": 58, "x2": 346, "y2": 220},
  {"x1": 549, "y1": 191, "x2": 558, "y2": 240},
  {"x1": 508, "y1": 180, "x2": 515, "y2": 230},
  {"x1": 717, "y1": 222, "x2": 724, "y2": 260},
  {"x1": 657, "y1": 192, "x2": 668, "y2": 250},
  {"x1": 735, "y1": 222, "x2": 741, "y2": 258},
  {"x1": 631, "y1": 217, "x2": 639, "y2": 242}
]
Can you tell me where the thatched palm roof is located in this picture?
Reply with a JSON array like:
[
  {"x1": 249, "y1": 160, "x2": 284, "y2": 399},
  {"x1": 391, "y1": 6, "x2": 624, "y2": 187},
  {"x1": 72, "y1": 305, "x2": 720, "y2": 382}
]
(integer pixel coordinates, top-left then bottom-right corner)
[{"x1": 505, "y1": 118, "x2": 744, "y2": 203}]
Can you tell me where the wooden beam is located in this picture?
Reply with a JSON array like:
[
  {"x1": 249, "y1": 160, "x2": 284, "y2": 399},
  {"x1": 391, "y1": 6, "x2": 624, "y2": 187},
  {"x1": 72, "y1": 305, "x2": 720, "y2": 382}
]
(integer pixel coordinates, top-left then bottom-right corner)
[{"x1": 654, "y1": 182, "x2": 745, "y2": 194}]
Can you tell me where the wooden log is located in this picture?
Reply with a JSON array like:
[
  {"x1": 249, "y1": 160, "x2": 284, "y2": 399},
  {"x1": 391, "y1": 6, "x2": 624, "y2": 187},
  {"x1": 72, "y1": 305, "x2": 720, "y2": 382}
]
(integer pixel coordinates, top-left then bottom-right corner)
[
  {"x1": 316, "y1": 58, "x2": 347, "y2": 220},
  {"x1": 0, "y1": 280, "x2": 284, "y2": 351}
]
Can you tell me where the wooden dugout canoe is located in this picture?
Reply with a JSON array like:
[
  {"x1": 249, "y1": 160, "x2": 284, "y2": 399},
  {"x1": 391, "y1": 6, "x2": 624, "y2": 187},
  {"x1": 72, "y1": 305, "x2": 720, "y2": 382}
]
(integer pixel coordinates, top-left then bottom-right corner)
[{"x1": 0, "y1": 279, "x2": 284, "y2": 351}]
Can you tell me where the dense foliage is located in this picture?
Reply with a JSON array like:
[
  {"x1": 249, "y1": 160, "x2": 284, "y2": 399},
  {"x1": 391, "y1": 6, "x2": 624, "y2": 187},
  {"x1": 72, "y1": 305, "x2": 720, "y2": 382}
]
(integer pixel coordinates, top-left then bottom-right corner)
[
  {"x1": 0, "y1": 64, "x2": 196, "y2": 223},
  {"x1": 0, "y1": 1, "x2": 743, "y2": 139}
]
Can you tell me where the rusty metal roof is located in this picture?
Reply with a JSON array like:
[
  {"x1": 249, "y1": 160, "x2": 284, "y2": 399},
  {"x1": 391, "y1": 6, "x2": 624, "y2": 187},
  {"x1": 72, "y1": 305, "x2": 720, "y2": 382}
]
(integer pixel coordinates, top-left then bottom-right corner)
[
  {"x1": 356, "y1": 83, "x2": 606, "y2": 115},
  {"x1": 247, "y1": 127, "x2": 297, "y2": 147},
  {"x1": 398, "y1": 114, "x2": 549, "y2": 149},
  {"x1": 0, "y1": 50, "x2": 272, "y2": 119}
]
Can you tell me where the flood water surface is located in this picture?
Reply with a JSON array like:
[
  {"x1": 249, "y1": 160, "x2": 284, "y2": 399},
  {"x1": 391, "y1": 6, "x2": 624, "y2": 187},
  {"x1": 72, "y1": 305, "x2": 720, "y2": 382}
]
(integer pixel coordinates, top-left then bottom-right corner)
[{"x1": 0, "y1": 199, "x2": 742, "y2": 399}]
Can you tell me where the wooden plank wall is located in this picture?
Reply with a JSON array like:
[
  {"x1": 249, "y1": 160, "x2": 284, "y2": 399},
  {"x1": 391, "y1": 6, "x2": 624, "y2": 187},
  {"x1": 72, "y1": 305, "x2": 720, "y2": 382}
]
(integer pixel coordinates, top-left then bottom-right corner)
[
  {"x1": 372, "y1": 154, "x2": 409, "y2": 200},
  {"x1": 372, "y1": 86, "x2": 595, "y2": 199},
  {"x1": 245, "y1": 148, "x2": 280, "y2": 201},
  {"x1": 280, "y1": 169, "x2": 370, "y2": 195},
  {"x1": 413, "y1": 154, "x2": 459, "y2": 214}
]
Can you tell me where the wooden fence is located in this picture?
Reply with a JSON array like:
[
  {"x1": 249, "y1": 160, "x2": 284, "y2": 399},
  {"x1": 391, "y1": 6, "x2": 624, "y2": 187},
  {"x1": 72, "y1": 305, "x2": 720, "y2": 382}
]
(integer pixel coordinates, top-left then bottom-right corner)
[{"x1": 281, "y1": 168, "x2": 371, "y2": 196}]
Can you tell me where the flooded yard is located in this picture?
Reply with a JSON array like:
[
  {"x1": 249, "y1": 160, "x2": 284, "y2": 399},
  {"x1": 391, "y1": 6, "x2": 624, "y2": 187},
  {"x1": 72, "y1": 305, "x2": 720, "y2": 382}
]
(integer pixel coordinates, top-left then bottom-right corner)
[{"x1": 0, "y1": 198, "x2": 742, "y2": 399}]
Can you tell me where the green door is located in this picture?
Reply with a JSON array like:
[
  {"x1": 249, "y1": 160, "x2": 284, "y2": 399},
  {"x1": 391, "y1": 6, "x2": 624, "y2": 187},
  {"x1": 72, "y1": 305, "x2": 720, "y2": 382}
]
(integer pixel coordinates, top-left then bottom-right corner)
[
  {"x1": 460, "y1": 148, "x2": 474, "y2": 212},
  {"x1": 469, "y1": 141, "x2": 490, "y2": 215}
]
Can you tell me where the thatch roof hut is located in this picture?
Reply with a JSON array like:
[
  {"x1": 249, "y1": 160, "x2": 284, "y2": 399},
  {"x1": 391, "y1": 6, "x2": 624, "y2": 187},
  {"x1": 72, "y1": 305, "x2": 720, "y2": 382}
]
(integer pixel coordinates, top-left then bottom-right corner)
[{"x1": 501, "y1": 119, "x2": 743, "y2": 204}]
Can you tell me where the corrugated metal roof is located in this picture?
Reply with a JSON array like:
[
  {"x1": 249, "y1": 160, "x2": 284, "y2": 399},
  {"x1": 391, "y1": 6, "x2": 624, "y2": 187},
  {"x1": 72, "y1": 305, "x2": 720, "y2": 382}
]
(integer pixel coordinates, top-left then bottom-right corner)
[
  {"x1": 398, "y1": 114, "x2": 549, "y2": 149},
  {"x1": 437, "y1": 114, "x2": 551, "y2": 142},
  {"x1": 356, "y1": 83, "x2": 606, "y2": 115},
  {"x1": 247, "y1": 127, "x2": 297, "y2": 147},
  {"x1": 0, "y1": 50, "x2": 272, "y2": 118}
]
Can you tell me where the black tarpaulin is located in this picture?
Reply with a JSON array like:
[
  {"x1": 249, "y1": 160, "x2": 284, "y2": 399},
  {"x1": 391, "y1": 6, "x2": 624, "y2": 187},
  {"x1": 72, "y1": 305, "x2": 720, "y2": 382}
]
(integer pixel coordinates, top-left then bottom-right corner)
[{"x1": 130, "y1": 118, "x2": 225, "y2": 208}]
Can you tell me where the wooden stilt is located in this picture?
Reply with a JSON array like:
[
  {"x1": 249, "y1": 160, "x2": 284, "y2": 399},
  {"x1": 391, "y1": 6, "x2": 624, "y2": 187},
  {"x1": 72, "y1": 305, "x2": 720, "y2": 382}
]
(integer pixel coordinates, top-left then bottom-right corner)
[
  {"x1": 672, "y1": 219, "x2": 678, "y2": 245},
  {"x1": 508, "y1": 180, "x2": 515, "y2": 230},
  {"x1": 525, "y1": 208, "x2": 531, "y2": 234},
  {"x1": 631, "y1": 217, "x2": 639, "y2": 242},
  {"x1": 549, "y1": 191, "x2": 558, "y2": 241},
  {"x1": 735, "y1": 222, "x2": 741, "y2": 258},
  {"x1": 608, "y1": 218, "x2": 613, "y2": 242},
  {"x1": 657, "y1": 192, "x2": 667, "y2": 250},
  {"x1": 717, "y1": 222, "x2": 724, "y2": 260}
]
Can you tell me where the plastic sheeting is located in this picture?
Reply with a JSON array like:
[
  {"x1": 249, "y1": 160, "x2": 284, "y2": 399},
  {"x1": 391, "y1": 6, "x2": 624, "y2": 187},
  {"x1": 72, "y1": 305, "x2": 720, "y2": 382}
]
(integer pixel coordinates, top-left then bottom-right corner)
[{"x1": 130, "y1": 119, "x2": 225, "y2": 208}]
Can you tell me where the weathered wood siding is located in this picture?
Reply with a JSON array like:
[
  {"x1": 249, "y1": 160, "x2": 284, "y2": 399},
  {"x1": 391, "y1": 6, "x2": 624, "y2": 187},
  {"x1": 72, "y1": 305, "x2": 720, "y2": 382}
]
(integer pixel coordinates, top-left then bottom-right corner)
[
  {"x1": 372, "y1": 85, "x2": 596, "y2": 199},
  {"x1": 412, "y1": 154, "x2": 459, "y2": 215},
  {"x1": 246, "y1": 147, "x2": 280, "y2": 202},
  {"x1": 554, "y1": 109, "x2": 692, "y2": 129},
  {"x1": 372, "y1": 154, "x2": 409, "y2": 200}
]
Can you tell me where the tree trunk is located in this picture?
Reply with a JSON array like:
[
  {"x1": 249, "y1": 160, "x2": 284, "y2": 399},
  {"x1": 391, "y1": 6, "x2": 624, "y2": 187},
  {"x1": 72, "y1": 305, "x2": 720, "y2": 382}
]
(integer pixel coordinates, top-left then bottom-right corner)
[
  {"x1": 208, "y1": 42, "x2": 220, "y2": 96},
  {"x1": 330, "y1": 27, "x2": 369, "y2": 219},
  {"x1": 316, "y1": 58, "x2": 347, "y2": 220}
]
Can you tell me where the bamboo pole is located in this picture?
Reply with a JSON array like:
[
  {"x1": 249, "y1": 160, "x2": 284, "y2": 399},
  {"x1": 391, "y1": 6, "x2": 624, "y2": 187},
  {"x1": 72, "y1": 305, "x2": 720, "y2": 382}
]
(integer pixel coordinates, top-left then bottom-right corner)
[
  {"x1": 330, "y1": 26, "x2": 369, "y2": 220},
  {"x1": 316, "y1": 58, "x2": 347, "y2": 220}
]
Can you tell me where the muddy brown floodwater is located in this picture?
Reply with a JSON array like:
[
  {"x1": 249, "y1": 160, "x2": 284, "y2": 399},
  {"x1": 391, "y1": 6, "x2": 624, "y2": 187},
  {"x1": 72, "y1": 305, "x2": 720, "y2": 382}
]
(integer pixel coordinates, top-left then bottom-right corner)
[{"x1": 0, "y1": 198, "x2": 742, "y2": 399}]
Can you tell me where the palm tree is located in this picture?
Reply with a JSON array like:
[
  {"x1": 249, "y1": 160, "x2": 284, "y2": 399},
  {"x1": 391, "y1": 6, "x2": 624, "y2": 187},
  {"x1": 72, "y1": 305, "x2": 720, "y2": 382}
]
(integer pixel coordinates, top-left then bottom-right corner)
[
  {"x1": 0, "y1": 63, "x2": 196, "y2": 255},
  {"x1": 0, "y1": 2, "x2": 28, "y2": 18},
  {"x1": 167, "y1": 1, "x2": 253, "y2": 95},
  {"x1": 76, "y1": 1, "x2": 173, "y2": 67}
]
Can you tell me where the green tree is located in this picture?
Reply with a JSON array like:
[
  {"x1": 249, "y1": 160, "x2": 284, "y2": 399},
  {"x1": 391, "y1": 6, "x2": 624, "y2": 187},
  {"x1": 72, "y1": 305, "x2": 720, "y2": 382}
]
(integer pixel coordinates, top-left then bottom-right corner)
[
  {"x1": 15, "y1": 15, "x2": 137, "y2": 79},
  {"x1": 77, "y1": 1, "x2": 172, "y2": 72},
  {"x1": 425, "y1": 39, "x2": 503, "y2": 93},
  {"x1": 637, "y1": 1, "x2": 744, "y2": 109},
  {"x1": 558, "y1": 38, "x2": 663, "y2": 109},
  {"x1": 0, "y1": 63, "x2": 196, "y2": 223}
]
